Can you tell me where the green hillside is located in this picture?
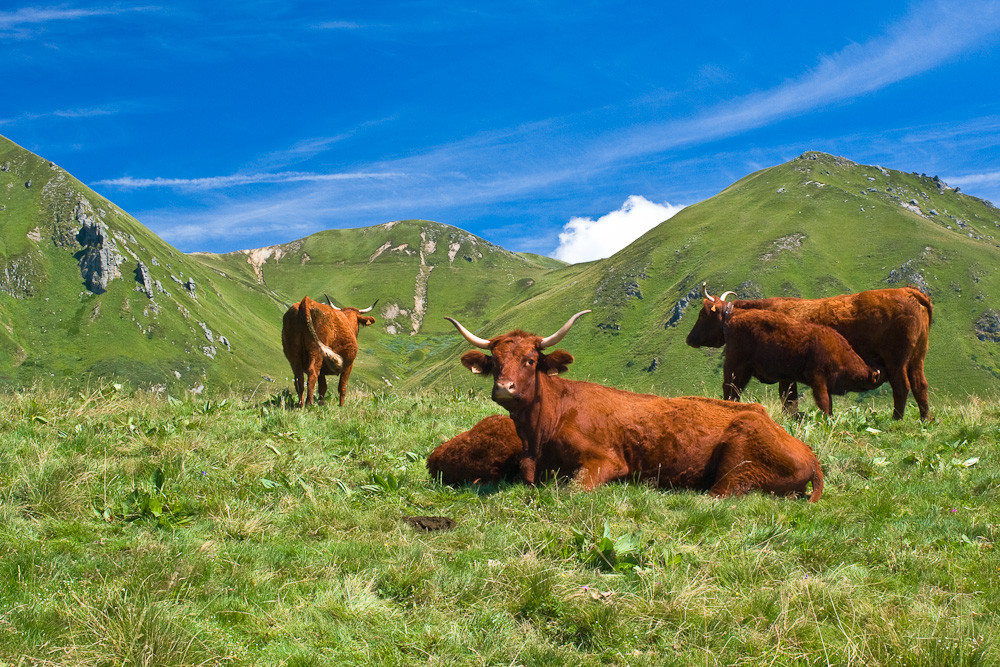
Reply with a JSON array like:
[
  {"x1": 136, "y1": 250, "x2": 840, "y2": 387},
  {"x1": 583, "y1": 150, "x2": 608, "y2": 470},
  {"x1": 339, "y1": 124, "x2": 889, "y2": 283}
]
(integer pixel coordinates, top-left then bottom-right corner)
[
  {"x1": 0, "y1": 135, "x2": 288, "y2": 389},
  {"x1": 407, "y1": 152, "x2": 1000, "y2": 403},
  {"x1": 4, "y1": 135, "x2": 999, "y2": 405},
  {"x1": 199, "y1": 220, "x2": 565, "y2": 390},
  {"x1": 0, "y1": 134, "x2": 563, "y2": 393}
]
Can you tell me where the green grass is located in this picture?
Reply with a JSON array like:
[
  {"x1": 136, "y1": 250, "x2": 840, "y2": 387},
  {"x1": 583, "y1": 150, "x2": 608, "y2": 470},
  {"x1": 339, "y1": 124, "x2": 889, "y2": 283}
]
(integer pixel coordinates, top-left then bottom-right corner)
[{"x1": 1, "y1": 382, "x2": 997, "y2": 665}]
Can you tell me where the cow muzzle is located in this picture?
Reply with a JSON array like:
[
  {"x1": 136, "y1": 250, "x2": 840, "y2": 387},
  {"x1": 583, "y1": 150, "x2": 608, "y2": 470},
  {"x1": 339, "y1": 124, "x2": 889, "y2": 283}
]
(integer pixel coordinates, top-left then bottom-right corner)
[{"x1": 492, "y1": 380, "x2": 518, "y2": 405}]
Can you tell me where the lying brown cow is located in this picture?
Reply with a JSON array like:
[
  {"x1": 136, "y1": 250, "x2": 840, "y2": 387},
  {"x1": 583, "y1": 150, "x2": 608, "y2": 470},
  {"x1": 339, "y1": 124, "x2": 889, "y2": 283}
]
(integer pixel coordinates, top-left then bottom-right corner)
[
  {"x1": 445, "y1": 312, "x2": 824, "y2": 500},
  {"x1": 427, "y1": 415, "x2": 522, "y2": 485},
  {"x1": 687, "y1": 285, "x2": 932, "y2": 420},
  {"x1": 719, "y1": 308, "x2": 882, "y2": 415},
  {"x1": 281, "y1": 295, "x2": 376, "y2": 407}
]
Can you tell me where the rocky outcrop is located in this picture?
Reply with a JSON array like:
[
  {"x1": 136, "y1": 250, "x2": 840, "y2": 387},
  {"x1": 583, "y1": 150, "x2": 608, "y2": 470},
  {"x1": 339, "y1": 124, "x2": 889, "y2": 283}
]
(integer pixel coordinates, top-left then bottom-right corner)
[
  {"x1": 0, "y1": 251, "x2": 43, "y2": 298},
  {"x1": 664, "y1": 283, "x2": 705, "y2": 329},
  {"x1": 975, "y1": 310, "x2": 1000, "y2": 342},
  {"x1": 135, "y1": 260, "x2": 155, "y2": 298},
  {"x1": 75, "y1": 200, "x2": 123, "y2": 294},
  {"x1": 760, "y1": 233, "x2": 805, "y2": 261},
  {"x1": 886, "y1": 258, "x2": 930, "y2": 294}
]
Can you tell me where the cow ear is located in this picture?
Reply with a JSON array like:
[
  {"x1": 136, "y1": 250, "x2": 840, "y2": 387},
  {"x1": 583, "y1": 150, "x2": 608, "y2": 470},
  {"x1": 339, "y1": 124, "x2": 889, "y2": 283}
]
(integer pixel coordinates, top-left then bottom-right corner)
[
  {"x1": 358, "y1": 315, "x2": 375, "y2": 326},
  {"x1": 541, "y1": 349, "x2": 574, "y2": 375},
  {"x1": 460, "y1": 350, "x2": 492, "y2": 375}
]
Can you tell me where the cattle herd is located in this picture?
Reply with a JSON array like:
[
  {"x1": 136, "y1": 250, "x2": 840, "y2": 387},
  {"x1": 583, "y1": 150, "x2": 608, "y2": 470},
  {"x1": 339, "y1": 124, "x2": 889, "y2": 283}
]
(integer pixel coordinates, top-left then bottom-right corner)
[{"x1": 282, "y1": 285, "x2": 934, "y2": 503}]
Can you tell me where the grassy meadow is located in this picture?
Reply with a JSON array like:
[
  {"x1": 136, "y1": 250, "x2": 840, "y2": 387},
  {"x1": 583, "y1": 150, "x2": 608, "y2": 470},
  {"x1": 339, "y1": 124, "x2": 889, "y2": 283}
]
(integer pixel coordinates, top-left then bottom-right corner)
[{"x1": 1, "y1": 382, "x2": 998, "y2": 665}]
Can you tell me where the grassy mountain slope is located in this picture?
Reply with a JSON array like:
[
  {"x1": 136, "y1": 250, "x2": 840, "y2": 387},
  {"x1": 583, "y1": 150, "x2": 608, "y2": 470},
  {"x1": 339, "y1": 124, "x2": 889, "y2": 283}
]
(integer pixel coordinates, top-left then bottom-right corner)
[
  {"x1": 0, "y1": 135, "x2": 289, "y2": 389},
  {"x1": 410, "y1": 152, "x2": 1000, "y2": 404},
  {"x1": 5, "y1": 135, "x2": 999, "y2": 405},
  {"x1": 200, "y1": 220, "x2": 566, "y2": 389}
]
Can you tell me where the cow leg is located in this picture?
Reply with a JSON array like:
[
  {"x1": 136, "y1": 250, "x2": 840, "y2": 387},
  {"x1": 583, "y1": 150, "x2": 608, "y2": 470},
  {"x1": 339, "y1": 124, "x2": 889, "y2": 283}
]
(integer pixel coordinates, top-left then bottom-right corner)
[
  {"x1": 304, "y1": 369, "x2": 319, "y2": 407},
  {"x1": 888, "y1": 370, "x2": 911, "y2": 420},
  {"x1": 293, "y1": 371, "x2": 305, "y2": 408},
  {"x1": 575, "y1": 453, "x2": 629, "y2": 491},
  {"x1": 722, "y1": 360, "x2": 751, "y2": 402},
  {"x1": 778, "y1": 380, "x2": 799, "y2": 416},
  {"x1": 317, "y1": 375, "x2": 328, "y2": 406},
  {"x1": 520, "y1": 455, "x2": 537, "y2": 485},
  {"x1": 810, "y1": 379, "x2": 832, "y2": 416},
  {"x1": 338, "y1": 362, "x2": 354, "y2": 406},
  {"x1": 907, "y1": 359, "x2": 930, "y2": 420}
]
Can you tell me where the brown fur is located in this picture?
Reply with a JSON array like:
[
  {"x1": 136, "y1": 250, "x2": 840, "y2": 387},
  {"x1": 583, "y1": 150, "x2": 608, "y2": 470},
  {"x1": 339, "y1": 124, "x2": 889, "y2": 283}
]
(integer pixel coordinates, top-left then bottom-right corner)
[
  {"x1": 281, "y1": 295, "x2": 375, "y2": 407},
  {"x1": 458, "y1": 329, "x2": 823, "y2": 500},
  {"x1": 427, "y1": 415, "x2": 523, "y2": 485},
  {"x1": 721, "y1": 309, "x2": 882, "y2": 415},
  {"x1": 687, "y1": 287, "x2": 932, "y2": 420}
]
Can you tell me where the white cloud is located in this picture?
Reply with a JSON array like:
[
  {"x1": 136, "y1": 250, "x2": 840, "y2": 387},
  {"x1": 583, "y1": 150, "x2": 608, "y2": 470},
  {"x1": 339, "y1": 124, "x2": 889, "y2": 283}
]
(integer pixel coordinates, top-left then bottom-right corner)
[
  {"x1": 552, "y1": 196, "x2": 684, "y2": 264},
  {"x1": 0, "y1": 6, "x2": 155, "y2": 31},
  {"x1": 94, "y1": 170, "x2": 405, "y2": 191},
  {"x1": 947, "y1": 171, "x2": 1000, "y2": 187}
]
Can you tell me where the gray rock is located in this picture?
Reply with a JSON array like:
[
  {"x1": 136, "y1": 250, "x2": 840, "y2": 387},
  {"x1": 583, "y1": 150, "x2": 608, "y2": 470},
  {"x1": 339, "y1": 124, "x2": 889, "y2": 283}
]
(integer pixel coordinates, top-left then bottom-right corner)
[
  {"x1": 75, "y1": 201, "x2": 123, "y2": 294},
  {"x1": 975, "y1": 310, "x2": 1000, "y2": 342},
  {"x1": 665, "y1": 284, "x2": 705, "y2": 329},
  {"x1": 134, "y1": 260, "x2": 155, "y2": 298}
]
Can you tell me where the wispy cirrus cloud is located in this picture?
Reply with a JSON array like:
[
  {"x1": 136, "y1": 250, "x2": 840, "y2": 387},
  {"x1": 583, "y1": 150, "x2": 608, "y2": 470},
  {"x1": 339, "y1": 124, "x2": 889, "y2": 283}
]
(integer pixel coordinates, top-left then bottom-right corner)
[
  {"x1": 946, "y1": 171, "x2": 1000, "y2": 188},
  {"x1": 112, "y1": 0, "x2": 1000, "y2": 253},
  {"x1": 95, "y1": 170, "x2": 406, "y2": 191},
  {"x1": 592, "y1": 0, "x2": 1000, "y2": 166},
  {"x1": 0, "y1": 5, "x2": 156, "y2": 33},
  {"x1": 0, "y1": 103, "x2": 124, "y2": 126},
  {"x1": 313, "y1": 20, "x2": 365, "y2": 30}
]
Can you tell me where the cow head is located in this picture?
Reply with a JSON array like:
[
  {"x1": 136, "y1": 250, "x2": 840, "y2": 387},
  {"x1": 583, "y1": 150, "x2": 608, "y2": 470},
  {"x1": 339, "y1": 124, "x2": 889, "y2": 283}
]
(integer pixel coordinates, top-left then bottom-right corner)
[
  {"x1": 685, "y1": 283, "x2": 736, "y2": 348},
  {"x1": 326, "y1": 296, "x2": 378, "y2": 333},
  {"x1": 445, "y1": 311, "x2": 590, "y2": 410}
]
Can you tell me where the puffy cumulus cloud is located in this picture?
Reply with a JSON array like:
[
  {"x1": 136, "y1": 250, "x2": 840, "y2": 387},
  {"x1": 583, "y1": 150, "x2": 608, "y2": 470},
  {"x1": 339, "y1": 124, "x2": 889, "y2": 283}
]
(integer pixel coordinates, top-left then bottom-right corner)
[{"x1": 552, "y1": 195, "x2": 684, "y2": 264}]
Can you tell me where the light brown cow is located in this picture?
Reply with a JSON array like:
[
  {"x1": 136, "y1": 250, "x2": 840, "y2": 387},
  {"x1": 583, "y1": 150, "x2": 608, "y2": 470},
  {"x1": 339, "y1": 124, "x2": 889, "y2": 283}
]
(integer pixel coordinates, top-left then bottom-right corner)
[
  {"x1": 281, "y1": 295, "x2": 376, "y2": 407},
  {"x1": 446, "y1": 312, "x2": 824, "y2": 500}
]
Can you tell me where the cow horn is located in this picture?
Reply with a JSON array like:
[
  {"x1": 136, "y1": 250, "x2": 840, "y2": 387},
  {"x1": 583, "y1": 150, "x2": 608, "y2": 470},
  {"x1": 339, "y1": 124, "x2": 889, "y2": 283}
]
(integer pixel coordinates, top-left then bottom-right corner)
[
  {"x1": 719, "y1": 291, "x2": 736, "y2": 302},
  {"x1": 358, "y1": 299, "x2": 379, "y2": 314},
  {"x1": 702, "y1": 282, "x2": 715, "y2": 302},
  {"x1": 444, "y1": 317, "x2": 491, "y2": 349},
  {"x1": 324, "y1": 293, "x2": 341, "y2": 310},
  {"x1": 540, "y1": 310, "x2": 591, "y2": 349}
]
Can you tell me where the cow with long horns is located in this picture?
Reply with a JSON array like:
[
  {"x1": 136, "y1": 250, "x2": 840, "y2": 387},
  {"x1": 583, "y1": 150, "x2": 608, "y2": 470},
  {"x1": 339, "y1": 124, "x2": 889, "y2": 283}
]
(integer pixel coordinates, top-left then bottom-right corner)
[
  {"x1": 687, "y1": 284, "x2": 932, "y2": 420},
  {"x1": 281, "y1": 295, "x2": 377, "y2": 407},
  {"x1": 445, "y1": 311, "x2": 824, "y2": 500}
]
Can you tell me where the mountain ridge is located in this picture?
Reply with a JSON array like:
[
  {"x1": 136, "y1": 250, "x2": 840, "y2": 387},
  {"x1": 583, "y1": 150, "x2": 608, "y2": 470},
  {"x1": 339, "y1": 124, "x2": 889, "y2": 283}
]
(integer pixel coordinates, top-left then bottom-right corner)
[{"x1": 3, "y1": 134, "x2": 999, "y2": 405}]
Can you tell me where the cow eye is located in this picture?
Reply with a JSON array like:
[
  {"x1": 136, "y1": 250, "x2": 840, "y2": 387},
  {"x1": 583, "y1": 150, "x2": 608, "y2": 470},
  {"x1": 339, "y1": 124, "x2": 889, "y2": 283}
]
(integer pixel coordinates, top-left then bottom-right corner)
[{"x1": 524, "y1": 359, "x2": 535, "y2": 367}]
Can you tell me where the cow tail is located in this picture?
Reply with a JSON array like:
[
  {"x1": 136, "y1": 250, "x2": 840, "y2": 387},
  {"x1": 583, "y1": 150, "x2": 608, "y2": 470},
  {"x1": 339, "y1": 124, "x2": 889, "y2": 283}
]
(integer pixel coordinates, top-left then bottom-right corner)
[
  {"x1": 808, "y1": 464, "x2": 824, "y2": 503},
  {"x1": 301, "y1": 299, "x2": 344, "y2": 370},
  {"x1": 910, "y1": 287, "x2": 933, "y2": 325}
]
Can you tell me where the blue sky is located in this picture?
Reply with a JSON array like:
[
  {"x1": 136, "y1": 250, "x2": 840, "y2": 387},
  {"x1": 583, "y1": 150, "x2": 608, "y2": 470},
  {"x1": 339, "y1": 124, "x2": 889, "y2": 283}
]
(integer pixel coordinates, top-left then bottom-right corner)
[{"x1": 3, "y1": 1, "x2": 999, "y2": 261}]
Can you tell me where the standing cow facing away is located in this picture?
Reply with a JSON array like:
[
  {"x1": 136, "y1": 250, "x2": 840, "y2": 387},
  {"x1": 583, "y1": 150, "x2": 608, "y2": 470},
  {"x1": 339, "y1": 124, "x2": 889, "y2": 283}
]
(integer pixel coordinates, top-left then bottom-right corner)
[
  {"x1": 281, "y1": 295, "x2": 376, "y2": 407},
  {"x1": 445, "y1": 312, "x2": 824, "y2": 500},
  {"x1": 687, "y1": 284, "x2": 932, "y2": 420},
  {"x1": 715, "y1": 307, "x2": 882, "y2": 415}
]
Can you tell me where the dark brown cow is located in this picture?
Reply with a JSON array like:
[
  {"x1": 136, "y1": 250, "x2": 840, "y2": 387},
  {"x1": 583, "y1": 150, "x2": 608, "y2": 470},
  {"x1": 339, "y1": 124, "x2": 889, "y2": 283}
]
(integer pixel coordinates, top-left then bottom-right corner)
[
  {"x1": 427, "y1": 415, "x2": 523, "y2": 485},
  {"x1": 445, "y1": 312, "x2": 824, "y2": 500},
  {"x1": 281, "y1": 295, "x2": 376, "y2": 407},
  {"x1": 687, "y1": 285, "x2": 932, "y2": 420},
  {"x1": 718, "y1": 309, "x2": 882, "y2": 415}
]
